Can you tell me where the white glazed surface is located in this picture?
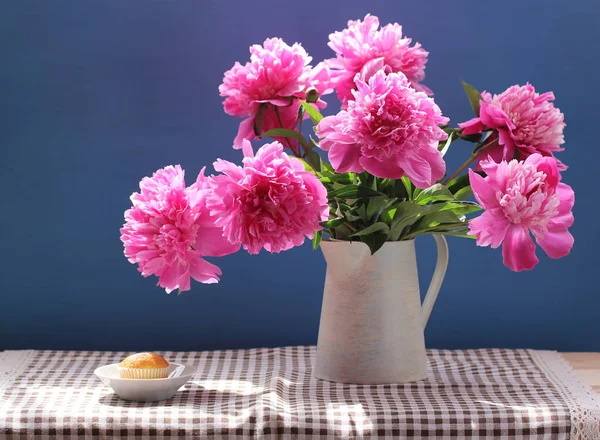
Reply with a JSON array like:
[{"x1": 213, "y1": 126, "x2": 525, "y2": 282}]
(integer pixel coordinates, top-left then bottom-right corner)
[
  {"x1": 94, "y1": 363, "x2": 194, "y2": 402},
  {"x1": 315, "y1": 237, "x2": 449, "y2": 384}
]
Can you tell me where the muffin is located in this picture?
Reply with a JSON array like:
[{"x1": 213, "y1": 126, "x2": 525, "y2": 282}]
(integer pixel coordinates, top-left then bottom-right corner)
[{"x1": 118, "y1": 352, "x2": 169, "y2": 379}]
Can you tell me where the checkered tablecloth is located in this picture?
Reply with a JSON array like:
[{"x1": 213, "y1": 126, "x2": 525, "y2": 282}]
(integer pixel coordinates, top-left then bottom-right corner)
[{"x1": 0, "y1": 348, "x2": 599, "y2": 439}]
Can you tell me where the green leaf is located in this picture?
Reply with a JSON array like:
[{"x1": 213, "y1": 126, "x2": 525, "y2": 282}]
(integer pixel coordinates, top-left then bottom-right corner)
[
  {"x1": 461, "y1": 80, "x2": 483, "y2": 116},
  {"x1": 417, "y1": 210, "x2": 461, "y2": 228},
  {"x1": 306, "y1": 149, "x2": 321, "y2": 172},
  {"x1": 320, "y1": 217, "x2": 347, "y2": 229},
  {"x1": 320, "y1": 158, "x2": 334, "y2": 173},
  {"x1": 384, "y1": 179, "x2": 408, "y2": 201},
  {"x1": 318, "y1": 172, "x2": 354, "y2": 185},
  {"x1": 446, "y1": 173, "x2": 471, "y2": 195},
  {"x1": 380, "y1": 206, "x2": 397, "y2": 224},
  {"x1": 447, "y1": 171, "x2": 483, "y2": 200},
  {"x1": 377, "y1": 178, "x2": 392, "y2": 192},
  {"x1": 390, "y1": 202, "x2": 428, "y2": 240},
  {"x1": 371, "y1": 177, "x2": 378, "y2": 191},
  {"x1": 253, "y1": 103, "x2": 268, "y2": 136},
  {"x1": 404, "y1": 211, "x2": 466, "y2": 239},
  {"x1": 401, "y1": 176, "x2": 414, "y2": 200},
  {"x1": 296, "y1": 158, "x2": 314, "y2": 172},
  {"x1": 262, "y1": 128, "x2": 308, "y2": 147},
  {"x1": 351, "y1": 222, "x2": 390, "y2": 237},
  {"x1": 360, "y1": 232, "x2": 388, "y2": 255},
  {"x1": 413, "y1": 225, "x2": 473, "y2": 239},
  {"x1": 330, "y1": 224, "x2": 353, "y2": 240},
  {"x1": 415, "y1": 184, "x2": 455, "y2": 204},
  {"x1": 461, "y1": 133, "x2": 483, "y2": 143},
  {"x1": 300, "y1": 101, "x2": 324, "y2": 125},
  {"x1": 344, "y1": 210, "x2": 362, "y2": 222},
  {"x1": 297, "y1": 103, "x2": 305, "y2": 120},
  {"x1": 439, "y1": 201, "x2": 482, "y2": 216},
  {"x1": 438, "y1": 226, "x2": 475, "y2": 239},
  {"x1": 454, "y1": 186, "x2": 473, "y2": 201},
  {"x1": 439, "y1": 134, "x2": 453, "y2": 157},
  {"x1": 367, "y1": 197, "x2": 397, "y2": 223},
  {"x1": 312, "y1": 230, "x2": 322, "y2": 250},
  {"x1": 409, "y1": 222, "x2": 473, "y2": 239},
  {"x1": 356, "y1": 203, "x2": 368, "y2": 222},
  {"x1": 366, "y1": 197, "x2": 385, "y2": 220},
  {"x1": 328, "y1": 185, "x2": 385, "y2": 199}
]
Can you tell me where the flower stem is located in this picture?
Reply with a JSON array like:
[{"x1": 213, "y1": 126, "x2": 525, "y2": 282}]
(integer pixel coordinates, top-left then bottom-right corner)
[
  {"x1": 443, "y1": 137, "x2": 499, "y2": 185},
  {"x1": 297, "y1": 109, "x2": 304, "y2": 138},
  {"x1": 297, "y1": 115, "x2": 309, "y2": 159},
  {"x1": 344, "y1": 222, "x2": 357, "y2": 232},
  {"x1": 273, "y1": 106, "x2": 301, "y2": 157}
]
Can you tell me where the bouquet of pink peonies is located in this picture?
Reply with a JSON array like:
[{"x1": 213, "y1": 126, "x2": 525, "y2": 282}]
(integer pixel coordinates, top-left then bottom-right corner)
[{"x1": 120, "y1": 14, "x2": 574, "y2": 294}]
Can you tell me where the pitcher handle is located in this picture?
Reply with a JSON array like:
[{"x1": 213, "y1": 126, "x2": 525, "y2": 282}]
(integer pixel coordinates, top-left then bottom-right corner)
[{"x1": 421, "y1": 235, "x2": 449, "y2": 328}]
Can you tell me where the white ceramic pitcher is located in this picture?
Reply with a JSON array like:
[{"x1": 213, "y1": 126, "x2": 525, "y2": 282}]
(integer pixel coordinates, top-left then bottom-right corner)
[{"x1": 314, "y1": 236, "x2": 449, "y2": 384}]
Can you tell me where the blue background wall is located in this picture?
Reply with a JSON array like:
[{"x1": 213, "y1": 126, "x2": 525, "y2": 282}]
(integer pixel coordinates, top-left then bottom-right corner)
[{"x1": 1, "y1": 1, "x2": 598, "y2": 351}]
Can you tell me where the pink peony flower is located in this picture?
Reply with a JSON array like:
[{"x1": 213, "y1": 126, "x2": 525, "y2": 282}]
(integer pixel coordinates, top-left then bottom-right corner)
[
  {"x1": 219, "y1": 38, "x2": 331, "y2": 151},
  {"x1": 459, "y1": 84, "x2": 566, "y2": 169},
  {"x1": 468, "y1": 154, "x2": 574, "y2": 272},
  {"x1": 120, "y1": 165, "x2": 239, "y2": 293},
  {"x1": 326, "y1": 14, "x2": 431, "y2": 108},
  {"x1": 316, "y1": 69, "x2": 448, "y2": 187},
  {"x1": 206, "y1": 140, "x2": 329, "y2": 255}
]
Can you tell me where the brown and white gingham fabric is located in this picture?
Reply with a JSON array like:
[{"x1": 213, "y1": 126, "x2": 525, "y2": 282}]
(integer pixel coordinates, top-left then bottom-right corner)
[{"x1": 0, "y1": 347, "x2": 598, "y2": 439}]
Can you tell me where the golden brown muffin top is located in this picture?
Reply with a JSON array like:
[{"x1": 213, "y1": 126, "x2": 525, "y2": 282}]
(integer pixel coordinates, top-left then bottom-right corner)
[{"x1": 119, "y1": 352, "x2": 169, "y2": 369}]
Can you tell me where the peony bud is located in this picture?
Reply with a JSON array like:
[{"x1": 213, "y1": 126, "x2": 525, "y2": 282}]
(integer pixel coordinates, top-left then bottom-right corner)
[{"x1": 305, "y1": 87, "x2": 320, "y2": 103}]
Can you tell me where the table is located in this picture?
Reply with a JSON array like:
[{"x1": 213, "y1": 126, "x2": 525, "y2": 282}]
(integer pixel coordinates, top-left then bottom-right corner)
[
  {"x1": 1, "y1": 348, "x2": 600, "y2": 439},
  {"x1": 562, "y1": 353, "x2": 600, "y2": 394}
]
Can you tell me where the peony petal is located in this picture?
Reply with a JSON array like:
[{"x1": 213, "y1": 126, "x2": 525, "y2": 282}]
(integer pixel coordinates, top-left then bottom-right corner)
[
  {"x1": 548, "y1": 182, "x2": 575, "y2": 229},
  {"x1": 220, "y1": 37, "x2": 313, "y2": 120},
  {"x1": 260, "y1": 104, "x2": 301, "y2": 154},
  {"x1": 359, "y1": 155, "x2": 404, "y2": 179},
  {"x1": 189, "y1": 258, "x2": 222, "y2": 284},
  {"x1": 206, "y1": 141, "x2": 329, "y2": 259},
  {"x1": 535, "y1": 228, "x2": 574, "y2": 259},
  {"x1": 315, "y1": 115, "x2": 340, "y2": 147},
  {"x1": 309, "y1": 61, "x2": 333, "y2": 96},
  {"x1": 158, "y1": 264, "x2": 186, "y2": 293},
  {"x1": 324, "y1": 14, "x2": 430, "y2": 104},
  {"x1": 175, "y1": 269, "x2": 192, "y2": 292},
  {"x1": 193, "y1": 166, "x2": 209, "y2": 189},
  {"x1": 526, "y1": 154, "x2": 559, "y2": 188},
  {"x1": 328, "y1": 141, "x2": 363, "y2": 173},
  {"x1": 468, "y1": 169, "x2": 498, "y2": 209},
  {"x1": 396, "y1": 153, "x2": 432, "y2": 188},
  {"x1": 554, "y1": 156, "x2": 568, "y2": 171},
  {"x1": 255, "y1": 98, "x2": 293, "y2": 106},
  {"x1": 459, "y1": 117, "x2": 485, "y2": 135},
  {"x1": 496, "y1": 129, "x2": 515, "y2": 160},
  {"x1": 475, "y1": 144, "x2": 508, "y2": 172},
  {"x1": 420, "y1": 147, "x2": 446, "y2": 184},
  {"x1": 468, "y1": 209, "x2": 510, "y2": 248},
  {"x1": 359, "y1": 57, "x2": 386, "y2": 83},
  {"x1": 241, "y1": 139, "x2": 254, "y2": 158},
  {"x1": 194, "y1": 226, "x2": 240, "y2": 257},
  {"x1": 213, "y1": 158, "x2": 244, "y2": 179},
  {"x1": 480, "y1": 100, "x2": 513, "y2": 130},
  {"x1": 412, "y1": 82, "x2": 433, "y2": 95},
  {"x1": 501, "y1": 225, "x2": 539, "y2": 272},
  {"x1": 233, "y1": 117, "x2": 256, "y2": 150},
  {"x1": 394, "y1": 146, "x2": 445, "y2": 188}
]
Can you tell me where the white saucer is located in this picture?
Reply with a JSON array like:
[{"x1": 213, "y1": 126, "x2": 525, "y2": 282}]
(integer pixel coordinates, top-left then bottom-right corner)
[{"x1": 94, "y1": 362, "x2": 195, "y2": 402}]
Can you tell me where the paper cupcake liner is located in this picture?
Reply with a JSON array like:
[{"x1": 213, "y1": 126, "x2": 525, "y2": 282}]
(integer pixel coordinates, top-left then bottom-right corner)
[{"x1": 118, "y1": 366, "x2": 169, "y2": 379}]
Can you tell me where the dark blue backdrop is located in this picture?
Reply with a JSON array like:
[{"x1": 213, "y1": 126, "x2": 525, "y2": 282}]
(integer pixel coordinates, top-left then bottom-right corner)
[{"x1": 1, "y1": 1, "x2": 598, "y2": 351}]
